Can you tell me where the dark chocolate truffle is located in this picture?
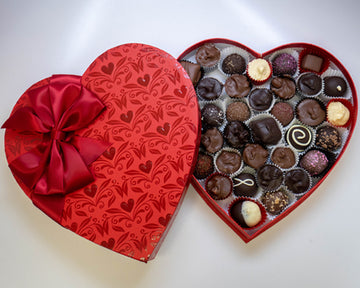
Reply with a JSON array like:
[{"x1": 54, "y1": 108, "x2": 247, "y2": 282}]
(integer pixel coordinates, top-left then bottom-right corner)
[
  {"x1": 300, "y1": 150, "x2": 329, "y2": 176},
  {"x1": 285, "y1": 168, "x2": 310, "y2": 194},
  {"x1": 221, "y1": 54, "x2": 246, "y2": 75},
  {"x1": 197, "y1": 77, "x2": 223, "y2": 100},
  {"x1": 224, "y1": 121, "x2": 250, "y2": 148},
  {"x1": 224, "y1": 74, "x2": 251, "y2": 98},
  {"x1": 195, "y1": 43, "x2": 220, "y2": 68},
  {"x1": 215, "y1": 150, "x2": 242, "y2": 175},
  {"x1": 229, "y1": 200, "x2": 262, "y2": 228},
  {"x1": 271, "y1": 147, "x2": 296, "y2": 169},
  {"x1": 233, "y1": 173, "x2": 258, "y2": 197},
  {"x1": 271, "y1": 102, "x2": 294, "y2": 126},
  {"x1": 226, "y1": 101, "x2": 250, "y2": 122},
  {"x1": 193, "y1": 153, "x2": 214, "y2": 179},
  {"x1": 286, "y1": 125, "x2": 313, "y2": 151},
  {"x1": 272, "y1": 53, "x2": 297, "y2": 76},
  {"x1": 315, "y1": 126, "x2": 341, "y2": 151},
  {"x1": 206, "y1": 173, "x2": 232, "y2": 200},
  {"x1": 180, "y1": 61, "x2": 202, "y2": 86},
  {"x1": 257, "y1": 164, "x2": 283, "y2": 191},
  {"x1": 201, "y1": 104, "x2": 224, "y2": 127},
  {"x1": 270, "y1": 76, "x2": 296, "y2": 99},
  {"x1": 296, "y1": 99, "x2": 326, "y2": 126},
  {"x1": 249, "y1": 117, "x2": 282, "y2": 145},
  {"x1": 242, "y1": 144, "x2": 269, "y2": 169},
  {"x1": 324, "y1": 76, "x2": 347, "y2": 97},
  {"x1": 261, "y1": 189, "x2": 289, "y2": 215},
  {"x1": 248, "y1": 88, "x2": 273, "y2": 111},
  {"x1": 201, "y1": 127, "x2": 223, "y2": 154},
  {"x1": 301, "y1": 54, "x2": 324, "y2": 73},
  {"x1": 297, "y1": 73, "x2": 322, "y2": 96}
]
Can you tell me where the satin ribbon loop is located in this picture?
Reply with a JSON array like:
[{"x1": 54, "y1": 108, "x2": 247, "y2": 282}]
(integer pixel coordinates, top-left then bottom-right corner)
[{"x1": 2, "y1": 75, "x2": 110, "y2": 222}]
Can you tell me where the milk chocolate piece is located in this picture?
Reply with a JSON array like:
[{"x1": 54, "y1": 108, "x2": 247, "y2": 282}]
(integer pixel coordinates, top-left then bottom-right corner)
[
  {"x1": 242, "y1": 144, "x2": 269, "y2": 169},
  {"x1": 270, "y1": 76, "x2": 296, "y2": 99},
  {"x1": 225, "y1": 74, "x2": 251, "y2": 98},
  {"x1": 271, "y1": 147, "x2": 296, "y2": 169},
  {"x1": 301, "y1": 54, "x2": 324, "y2": 72},
  {"x1": 180, "y1": 61, "x2": 202, "y2": 86},
  {"x1": 195, "y1": 43, "x2": 220, "y2": 68},
  {"x1": 216, "y1": 150, "x2": 242, "y2": 175},
  {"x1": 201, "y1": 127, "x2": 223, "y2": 154},
  {"x1": 296, "y1": 99, "x2": 325, "y2": 126},
  {"x1": 206, "y1": 174, "x2": 232, "y2": 200}
]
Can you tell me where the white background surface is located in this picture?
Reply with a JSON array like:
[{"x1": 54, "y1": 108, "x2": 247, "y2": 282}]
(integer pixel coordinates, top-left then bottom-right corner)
[{"x1": 1, "y1": 0, "x2": 360, "y2": 287}]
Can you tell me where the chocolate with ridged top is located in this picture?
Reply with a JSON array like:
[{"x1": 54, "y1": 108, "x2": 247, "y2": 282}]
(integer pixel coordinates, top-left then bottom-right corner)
[
  {"x1": 216, "y1": 150, "x2": 242, "y2": 175},
  {"x1": 242, "y1": 144, "x2": 269, "y2": 169},
  {"x1": 180, "y1": 61, "x2": 202, "y2": 86},
  {"x1": 224, "y1": 121, "x2": 250, "y2": 148},
  {"x1": 197, "y1": 77, "x2": 223, "y2": 100},
  {"x1": 196, "y1": 43, "x2": 220, "y2": 68},
  {"x1": 225, "y1": 74, "x2": 251, "y2": 98},
  {"x1": 201, "y1": 104, "x2": 224, "y2": 127},
  {"x1": 257, "y1": 164, "x2": 283, "y2": 191},
  {"x1": 271, "y1": 76, "x2": 296, "y2": 99},
  {"x1": 248, "y1": 88, "x2": 273, "y2": 111},
  {"x1": 296, "y1": 99, "x2": 325, "y2": 126},
  {"x1": 285, "y1": 168, "x2": 310, "y2": 194},
  {"x1": 229, "y1": 200, "x2": 262, "y2": 228},
  {"x1": 222, "y1": 54, "x2": 246, "y2": 75},
  {"x1": 297, "y1": 73, "x2": 322, "y2": 96},
  {"x1": 286, "y1": 125, "x2": 312, "y2": 151},
  {"x1": 249, "y1": 117, "x2": 282, "y2": 145},
  {"x1": 201, "y1": 127, "x2": 223, "y2": 154},
  {"x1": 206, "y1": 173, "x2": 232, "y2": 200},
  {"x1": 324, "y1": 76, "x2": 347, "y2": 97},
  {"x1": 315, "y1": 126, "x2": 341, "y2": 151}
]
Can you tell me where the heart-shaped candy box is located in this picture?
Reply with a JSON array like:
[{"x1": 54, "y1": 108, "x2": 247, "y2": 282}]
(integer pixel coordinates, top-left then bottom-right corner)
[
  {"x1": 179, "y1": 39, "x2": 357, "y2": 243},
  {"x1": 3, "y1": 44, "x2": 200, "y2": 262}
]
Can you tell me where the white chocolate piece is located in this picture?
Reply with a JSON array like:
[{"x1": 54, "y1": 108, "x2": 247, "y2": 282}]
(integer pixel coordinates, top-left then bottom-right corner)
[
  {"x1": 327, "y1": 101, "x2": 350, "y2": 126},
  {"x1": 241, "y1": 201, "x2": 262, "y2": 227},
  {"x1": 247, "y1": 59, "x2": 271, "y2": 81}
]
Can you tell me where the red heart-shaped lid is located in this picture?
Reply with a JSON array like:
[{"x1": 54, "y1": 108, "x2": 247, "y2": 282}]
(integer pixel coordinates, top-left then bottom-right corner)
[{"x1": 3, "y1": 43, "x2": 200, "y2": 262}]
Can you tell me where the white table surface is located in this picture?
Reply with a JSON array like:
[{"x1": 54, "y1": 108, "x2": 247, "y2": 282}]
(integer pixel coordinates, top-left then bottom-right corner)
[{"x1": 1, "y1": 1, "x2": 360, "y2": 287}]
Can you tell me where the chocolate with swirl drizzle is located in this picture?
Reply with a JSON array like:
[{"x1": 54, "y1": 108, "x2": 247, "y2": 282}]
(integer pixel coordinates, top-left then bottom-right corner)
[{"x1": 286, "y1": 125, "x2": 313, "y2": 151}]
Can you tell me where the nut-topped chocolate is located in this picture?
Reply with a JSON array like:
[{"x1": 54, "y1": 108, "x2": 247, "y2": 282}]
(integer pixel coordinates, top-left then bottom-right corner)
[
  {"x1": 315, "y1": 126, "x2": 341, "y2": 151},
  {"x1": 324, "y1": 76, "x2": 347, "y2": 97},
  {"x1": 261, "y1": 188, "x2": 289, "y2": 215}
]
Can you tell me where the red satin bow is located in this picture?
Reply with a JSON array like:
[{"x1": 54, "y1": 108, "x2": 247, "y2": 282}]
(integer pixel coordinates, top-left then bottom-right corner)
[{"x1": 2, "y1": 75, "x2": 110, "y2": 222}]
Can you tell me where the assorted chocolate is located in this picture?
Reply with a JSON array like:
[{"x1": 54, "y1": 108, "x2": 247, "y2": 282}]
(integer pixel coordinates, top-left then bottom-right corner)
[{"x1": 182, "y1": 42, "x2": 354, "y2": 233}]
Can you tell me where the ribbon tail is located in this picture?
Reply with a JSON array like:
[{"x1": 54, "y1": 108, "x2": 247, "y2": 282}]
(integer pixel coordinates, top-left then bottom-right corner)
[{"x1": 31, "y1": 193, "x2": 65, "y2": 223}]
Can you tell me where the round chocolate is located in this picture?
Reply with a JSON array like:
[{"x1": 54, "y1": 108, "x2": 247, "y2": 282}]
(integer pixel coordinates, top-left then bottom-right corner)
[
  {"x1": 270, "y1": 76, "x2": 296, "y2": 99},
  {"x1": 300, "y1": 150, "x2": 329, "y2": 176},
  {"x1": 324, "y1": 76, "x2": 347, "y2": 97},
  {"x1": 193, "y1": 153, "x2": 214, "y2": 179},
  {"x1": 271, "y1": 102, "x2": 294, "y2": 126},
  {"x1": 285, "y1": 168, "x2": 310, "y2": 194},
  {"x1": 201, "y1": 104, "x2": 224, "y2": 127},
  {"x1": 205, "y1": 173, "x2": 232, "y2": 200},
  {"x1": 297, "y1": 73, "x2": 322, "y2": 96},
  {"x1": 180, "y1": 61, "x2": 202, "y2": 86},
  {"x1": 261, "y1": 189, "x2": 289, "y2": 215},
  {"x1": 242, "y1": 144, "x2": 269, "y2": 169},
  {"x1": 271, "y1": 147, "x2": 296, "y2": 169},
  {"x1": 197, "y1": 77, "x2": 223, "y2": 100},
  {"x1": 249, "y1": 117, "x2": 282, "y2": 146},
  {"x1": 272, "y1": 53, "x2": 297, "y2": 76},
  {"x1": 257, "y1": 164, "x2": 283, "y2": 191},
  {"x1": 224, "y1": 74, "x2": 251, "y2": 98},
  {"x1": 233, "y1": 173, "x2": 258, "y2": 197},
  {"x1": 201, "y1": 127, "x2": 223, "y2": 154},
  {"x1": 222, "y1": 54, "x2": 246, "y2": 75},
  {"x1": 226, "y1": 101, "x2": 250, "y2": 122},
  {"x1": 229, "y1": 200, "x2": 262, "y2": 228},
  {"x1": 247, "y1": 59, "x2": 272, "y2": 82},
  {"x1": 248, "y1": 88, "x2": 273, "y2": 111},
  {"x1": 216, "y1": 150, "x2": 242, "y2": 175},
  {"x1": 224, "y1": 121, "x2": 250, "y2": 148},
  {"x1": 296, "y1": 99, "x2": 326, "y2": 127},
  {"x1": 195, "y1": 43, "x2": 220, "y2": 68},
  {"x1": 315, "y1": 126, "x2": 341, "y2": 151},
  {"x1": 286, "y1": 125, "x2": 313, "y2": 151}
]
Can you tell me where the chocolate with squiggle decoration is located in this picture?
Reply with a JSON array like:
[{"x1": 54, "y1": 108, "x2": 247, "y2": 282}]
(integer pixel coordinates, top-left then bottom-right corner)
[
  {"x1": 233, "y1": 173, "x2": 258, "y2": 197},
  {"x1": 286, "y1": 125, "x2": 313, "y2": 151}
]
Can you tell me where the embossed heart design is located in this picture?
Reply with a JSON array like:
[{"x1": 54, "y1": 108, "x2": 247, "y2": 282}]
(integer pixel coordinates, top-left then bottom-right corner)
[
  {"x1": 179, "y1": 39, "x2": 357, "y2": 243},
  {"x1": 4, "y1": 43, "x2": 200, "y2": 262}
]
